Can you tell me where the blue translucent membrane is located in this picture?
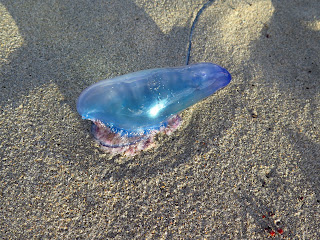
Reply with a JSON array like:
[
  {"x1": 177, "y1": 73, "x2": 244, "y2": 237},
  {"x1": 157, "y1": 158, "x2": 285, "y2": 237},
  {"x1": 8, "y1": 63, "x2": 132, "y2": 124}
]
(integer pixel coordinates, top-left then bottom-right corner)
[{"x1": 77, "y1": 63, "x2": 231, "y2": 134}]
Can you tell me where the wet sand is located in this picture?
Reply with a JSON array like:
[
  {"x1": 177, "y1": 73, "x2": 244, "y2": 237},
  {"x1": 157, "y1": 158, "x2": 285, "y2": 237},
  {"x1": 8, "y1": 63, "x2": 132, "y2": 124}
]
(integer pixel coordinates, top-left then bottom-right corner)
[{"x1": 0, "y1": 0, "x2": 319, "y2": 238}]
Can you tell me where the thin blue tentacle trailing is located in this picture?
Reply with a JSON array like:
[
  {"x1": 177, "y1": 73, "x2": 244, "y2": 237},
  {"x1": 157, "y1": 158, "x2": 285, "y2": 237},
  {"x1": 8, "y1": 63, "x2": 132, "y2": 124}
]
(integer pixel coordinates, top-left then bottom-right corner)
[
  {"x1": 186, "y1": 0, "x2": 216, "y2": 65},
  {"x1": 76, "y1": 0, "x2": 231, "y2": 155}
]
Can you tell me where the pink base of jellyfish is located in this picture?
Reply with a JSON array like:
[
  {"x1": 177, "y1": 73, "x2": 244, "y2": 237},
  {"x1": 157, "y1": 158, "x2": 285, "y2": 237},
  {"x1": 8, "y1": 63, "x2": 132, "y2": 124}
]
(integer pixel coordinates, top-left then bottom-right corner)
[{"x1": 91, "y1": 115, "x2": 182, "y2": 156}]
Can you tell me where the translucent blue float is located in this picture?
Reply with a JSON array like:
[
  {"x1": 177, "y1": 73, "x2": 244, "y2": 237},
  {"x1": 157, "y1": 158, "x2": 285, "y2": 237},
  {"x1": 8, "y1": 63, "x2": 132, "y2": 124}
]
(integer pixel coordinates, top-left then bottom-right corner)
[{"x1": 77, "y1": 63, "x2": 231, "y2": 155}]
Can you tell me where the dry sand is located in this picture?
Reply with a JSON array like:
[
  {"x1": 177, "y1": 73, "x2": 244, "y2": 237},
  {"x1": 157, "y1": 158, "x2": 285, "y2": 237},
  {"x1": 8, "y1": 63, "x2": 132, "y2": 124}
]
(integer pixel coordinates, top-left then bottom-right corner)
[{"x1": 0, "y1": 0, "x2": 319, "y2": 239}]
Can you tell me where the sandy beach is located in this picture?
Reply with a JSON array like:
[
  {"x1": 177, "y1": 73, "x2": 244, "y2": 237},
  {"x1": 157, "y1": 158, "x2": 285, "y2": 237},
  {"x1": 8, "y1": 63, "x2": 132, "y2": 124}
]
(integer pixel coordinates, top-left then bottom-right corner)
[{"x1": 0, "y1": 0, "x2": 319, "y2": 238}]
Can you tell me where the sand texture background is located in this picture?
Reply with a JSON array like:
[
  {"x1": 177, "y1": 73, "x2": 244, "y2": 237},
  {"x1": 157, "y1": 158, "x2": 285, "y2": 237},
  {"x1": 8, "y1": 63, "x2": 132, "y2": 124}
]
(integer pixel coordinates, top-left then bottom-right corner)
[{"x1": 0, "y1": 0, "x2": 319, "y2": 239}]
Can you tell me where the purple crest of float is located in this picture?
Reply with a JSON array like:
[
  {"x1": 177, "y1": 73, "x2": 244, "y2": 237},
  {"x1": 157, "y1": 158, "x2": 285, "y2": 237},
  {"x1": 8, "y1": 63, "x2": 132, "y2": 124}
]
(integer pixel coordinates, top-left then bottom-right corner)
[{"x1": 76, "y1": 63, "x2": 231, "y2": 155}]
